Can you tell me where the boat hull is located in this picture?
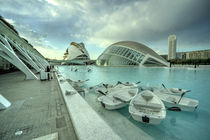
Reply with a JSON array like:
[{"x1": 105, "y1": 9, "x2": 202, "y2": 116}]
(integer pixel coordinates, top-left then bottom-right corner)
[
  {"x1": 98, "y1": 87, "x2": 138, "y2": 110},
  {"x1": 129, "y1": 91, "x2": 166, "y2": 125},
  {"x1": 163, "y1": 101, "x2": 198, "y2": 112},
  {"x1": 154, "y1": 92, "x2": 199, "y2": 112},
  {"x1": 102, "y1": 102, "x2": 127, "y2": 110},
  {"x1": 130, "y1": 112, "x2": 164, "y2": 124}
]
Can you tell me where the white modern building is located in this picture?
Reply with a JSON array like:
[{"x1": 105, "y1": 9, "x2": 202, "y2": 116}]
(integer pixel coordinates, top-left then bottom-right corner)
[
  {"x1": 64, "y1": 42, "x2": 90, "y2": 61},
  {"x1": 168, "y1": 35, "x2": 176, "y2": 60},
  {"x1": 96, "y1": 41, "x2": 169, "y2": 67},
  {"x1": 0, "y1": 16, "x2": 49, "y2": 79}
]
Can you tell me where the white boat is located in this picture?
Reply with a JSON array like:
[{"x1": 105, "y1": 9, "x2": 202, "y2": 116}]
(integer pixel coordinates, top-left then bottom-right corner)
[
  {"x1": 75, "y1": 79, "x2": 89, "y2": 87},
  {"x1": 94, "y1": 83, "x2": 116, "y2": 95},
  {"x1": 115, "y1": 81, "x2": 140, "y2": 88},
  {"x1": 95, "y1": 81, "x2": 139, "y2": 95},
  {"x1": 129, "y1": 90, "x2": 166, "y2": 124},
  {"x1": 67, "y1": 79, "x2": 89, "y2": 87},
  {"x1": 98, "y1": 88, "x2": 138, "y2": 110},
  {"x1": 154, "y1": 91, "x2": 199, "y2": 112},
  {"x1": 160, "y1": 84, "x2": 190, "y2": 95},
  {"x1": 156, "y1": 88, "x2": 190, "y2": 95},
  {"x1": 139, "y1": 85, "x2": 158, "y2": 92}
]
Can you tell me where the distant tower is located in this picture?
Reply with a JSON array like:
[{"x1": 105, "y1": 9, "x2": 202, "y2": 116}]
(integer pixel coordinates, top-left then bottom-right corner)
[{"x1": 168, "y1": 35, "x2": 176, "y2": 60}]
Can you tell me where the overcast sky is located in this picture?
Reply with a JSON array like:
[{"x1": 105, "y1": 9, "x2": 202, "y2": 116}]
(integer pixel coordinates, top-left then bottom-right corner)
[{"x1": 1, "y1": 0, "x2": 210, "y2": 59}]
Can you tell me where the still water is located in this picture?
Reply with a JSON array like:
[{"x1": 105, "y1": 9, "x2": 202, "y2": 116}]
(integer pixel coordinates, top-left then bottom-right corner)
[{"x1": 58, "y1": 65, "x2": 210, "y2": 140}]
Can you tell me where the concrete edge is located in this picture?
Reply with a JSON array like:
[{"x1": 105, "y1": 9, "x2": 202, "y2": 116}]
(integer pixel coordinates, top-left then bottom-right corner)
[
  {"x1": 32, "y1": 132, "x2": 58, "y2": 140},
  {"x1": 55, "y1": 72, "x2": 122, "y2": 140}
]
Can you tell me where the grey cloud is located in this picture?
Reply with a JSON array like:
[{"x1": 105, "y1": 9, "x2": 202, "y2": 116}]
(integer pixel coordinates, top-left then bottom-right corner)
[
  {"x1": 0, "y1": 0, "x2": 209, "y2": 59},
  {"x1": 84, "y1": 0, "x2": 210, "y2": 47}
]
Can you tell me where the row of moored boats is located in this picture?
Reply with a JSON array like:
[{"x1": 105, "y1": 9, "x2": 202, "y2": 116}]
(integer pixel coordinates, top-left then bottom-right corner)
[{"x1": 90, "y1": 82, "x2": 199, "y2": 125}]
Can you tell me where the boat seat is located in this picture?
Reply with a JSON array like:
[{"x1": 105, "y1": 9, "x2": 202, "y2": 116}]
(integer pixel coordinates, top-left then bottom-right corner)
[
  {"x1": 128, "y1": 89, "x2": 137, "y2": 96},
  {"x1": 188, "y1": 100, "x2": 197, "y2": 106},
  {"x1": 141, "y1": 90, "x2": 154, "y2": 101},
  {"x1": 167, "y1": 96, "x2": 177, "y2": 104},
  {"x1": 133, "y1": 100, "x2": 162, "y2": 111},
  {"x1": 113, "y1": 93, "x2": 130, "y2": 103}
]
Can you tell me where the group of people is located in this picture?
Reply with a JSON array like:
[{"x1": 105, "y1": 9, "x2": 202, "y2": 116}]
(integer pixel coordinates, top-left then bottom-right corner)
[{"x1": 45, "y1": 65, "x2": 54, "y2": 80}]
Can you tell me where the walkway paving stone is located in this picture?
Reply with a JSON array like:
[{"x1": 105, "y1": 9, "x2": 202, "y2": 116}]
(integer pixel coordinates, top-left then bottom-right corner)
[{"x1": 0, "y1": 71, "x2": 77, "y2": 140}]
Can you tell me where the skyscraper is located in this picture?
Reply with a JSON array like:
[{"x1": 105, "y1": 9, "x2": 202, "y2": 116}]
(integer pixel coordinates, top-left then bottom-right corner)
[{"x1": 168, "y1": 35, "x2": 176, "y2": 60}]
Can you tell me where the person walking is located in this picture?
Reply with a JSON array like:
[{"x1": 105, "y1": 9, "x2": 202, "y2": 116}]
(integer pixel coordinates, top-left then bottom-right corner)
[{"x1": 46, "y1": 66, "x2": 50, "y2": 80}]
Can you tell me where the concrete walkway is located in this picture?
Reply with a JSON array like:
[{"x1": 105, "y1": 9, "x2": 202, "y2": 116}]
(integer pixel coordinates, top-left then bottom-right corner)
[{"x1": 0, "y1": 71, "x2": 77, "y2": 140}]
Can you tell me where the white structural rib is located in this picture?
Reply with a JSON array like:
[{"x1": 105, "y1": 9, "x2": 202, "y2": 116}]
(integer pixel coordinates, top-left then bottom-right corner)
[
  {"x1": 6, "y1": 37, "x2": 41, "y2": 73},
  {"x1": 0, "y1": 34, "x2": 38, "y2": 80},
  {"x1": 27, "y1": 51, "x2": 46, "y2": 70},
  {"x1": 0, "y1": 94, "x2": 11, "y2": 110}
]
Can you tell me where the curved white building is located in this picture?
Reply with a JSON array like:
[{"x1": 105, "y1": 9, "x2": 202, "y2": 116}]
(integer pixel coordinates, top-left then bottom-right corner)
[
  {"x1": 168, "y1": 35, "x2": 176, "y2": 60},
  {"x1": 64, "y1": 42, "x2": 90, "y2": 61},
  {"x1": 96, "y1": 41, "x2": 169, "y2": 67}
]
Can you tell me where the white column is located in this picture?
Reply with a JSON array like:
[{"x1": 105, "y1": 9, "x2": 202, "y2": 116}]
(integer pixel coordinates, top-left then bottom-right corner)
[
  {"x1": 140, "y1": 54, "x2": 169, "y2": 67},
  {"x1": 140, "y1": 54, "x2": 149, "y2": 66}
]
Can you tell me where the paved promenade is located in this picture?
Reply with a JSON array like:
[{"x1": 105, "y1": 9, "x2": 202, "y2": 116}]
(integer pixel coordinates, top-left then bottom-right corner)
[{"x1": 0, "y1": 71, "x2": 77, "y2": 140}]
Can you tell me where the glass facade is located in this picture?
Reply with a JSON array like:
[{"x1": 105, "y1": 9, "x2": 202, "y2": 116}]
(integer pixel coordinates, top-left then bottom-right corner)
[
  {"x1": 144, "y1": 58, "x2": 165, "y2": 66},
  {"x1": 104, "y1": 45, "x2": 145, "y2": 65},
  {"x1": 97, "y1": 44, "x2": 168, "y2": 67},
  {"x1": 98, "y1": 46, "x2": 138, "y2": 66}
]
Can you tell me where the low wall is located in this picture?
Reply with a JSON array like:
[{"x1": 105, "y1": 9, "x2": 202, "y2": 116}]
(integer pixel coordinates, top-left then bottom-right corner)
[
  {"x1": 56, "y1": 73, "x2": 121, "y2": 140},
  {"x1": 171, "y1": 64, "x2": 210, "y2": 68}
]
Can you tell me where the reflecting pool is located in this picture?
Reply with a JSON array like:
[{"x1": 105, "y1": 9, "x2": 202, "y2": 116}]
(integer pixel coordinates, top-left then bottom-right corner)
[{"x1": 58, "y1": 65, "x2": 210, "y2": 140}]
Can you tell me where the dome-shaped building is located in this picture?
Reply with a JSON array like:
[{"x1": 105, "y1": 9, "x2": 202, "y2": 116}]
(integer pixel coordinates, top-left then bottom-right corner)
[{"x1": 96, "y1": 41, "x2": 169, "y2": 67}]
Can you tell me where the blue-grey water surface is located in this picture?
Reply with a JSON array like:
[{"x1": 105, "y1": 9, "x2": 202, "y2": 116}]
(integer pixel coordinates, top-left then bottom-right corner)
[{"x1": 58, "y1": 65, "x2": 210, "y2": 140}]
